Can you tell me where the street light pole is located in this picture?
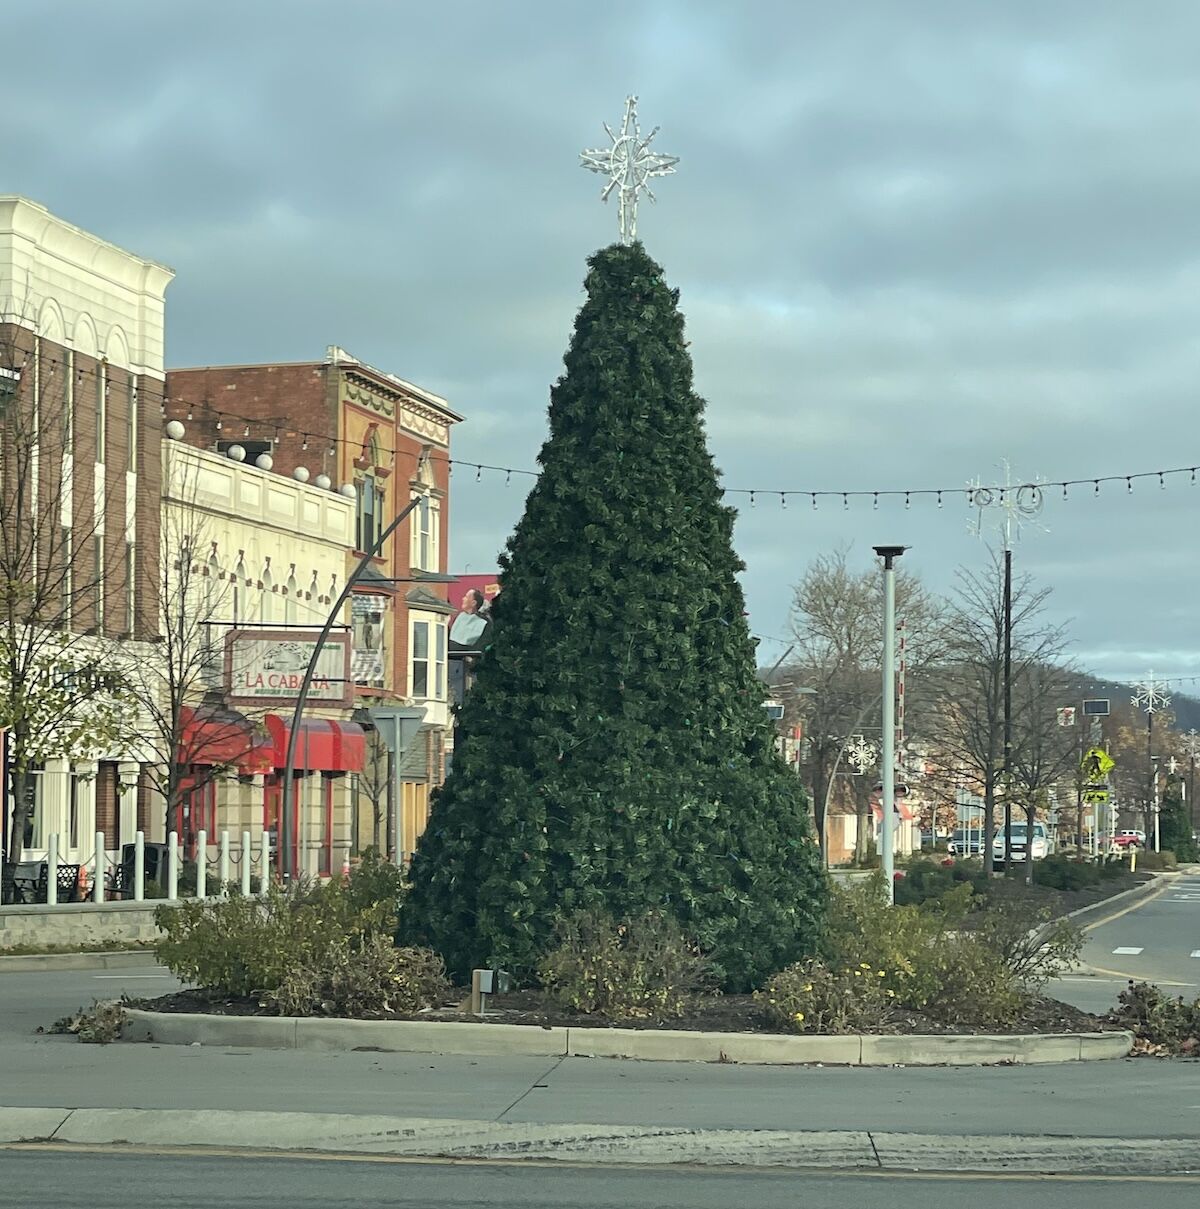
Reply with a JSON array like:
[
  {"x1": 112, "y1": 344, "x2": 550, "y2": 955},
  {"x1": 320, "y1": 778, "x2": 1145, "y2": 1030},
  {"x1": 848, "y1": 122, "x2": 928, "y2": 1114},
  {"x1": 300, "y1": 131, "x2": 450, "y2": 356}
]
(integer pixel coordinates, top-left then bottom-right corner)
[
  {"x1": 279, "y1": 495, "x2": 422, "y2": 882},
  {"x1": 1132, "y1": 673, "x2": 1169, "y2": 857},
  {"x1": 874, "y1": 545, "x2": 907, "y2": 904}
]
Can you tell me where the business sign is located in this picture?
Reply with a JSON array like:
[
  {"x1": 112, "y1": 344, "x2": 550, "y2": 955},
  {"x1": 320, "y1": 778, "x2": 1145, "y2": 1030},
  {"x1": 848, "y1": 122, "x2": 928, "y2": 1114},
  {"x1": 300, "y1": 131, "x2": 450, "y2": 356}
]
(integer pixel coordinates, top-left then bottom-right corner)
[
  {"x1": 1056, "y1": 707, "x2": 1076, "y2": 727},
  {"x1": 225, "y1": 629, "x2": 352, "y2": 708},
  {"x1": 1082, "y1": 699, "x2": 1111, "y2": 716}
]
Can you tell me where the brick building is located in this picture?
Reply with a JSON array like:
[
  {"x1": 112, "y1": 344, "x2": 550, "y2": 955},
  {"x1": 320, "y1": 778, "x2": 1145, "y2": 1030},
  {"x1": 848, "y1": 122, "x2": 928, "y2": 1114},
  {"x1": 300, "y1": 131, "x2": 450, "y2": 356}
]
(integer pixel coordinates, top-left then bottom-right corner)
[
  {"x1": 0, "y1": 196, "x2": 172, "y2": 869},
  {"x1": 165, "y1": 347, "x2": 462, "y2": 861}
]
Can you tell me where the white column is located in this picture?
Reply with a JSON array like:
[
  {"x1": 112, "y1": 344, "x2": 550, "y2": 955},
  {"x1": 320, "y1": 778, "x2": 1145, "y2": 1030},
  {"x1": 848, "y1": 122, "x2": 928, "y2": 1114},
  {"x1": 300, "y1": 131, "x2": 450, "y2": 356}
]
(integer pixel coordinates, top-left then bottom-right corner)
[
  {"x1": 92, "y1": 831, "x2": 105, "y2": 903},
  {"x1": 241, "y1": 831, "x2": 252, "y2": 896},
  {"x1": 195, "y1": 829, "x2": 207, "y2": 898},
  {"x1": 117, "y1": 762, "x2": 140, "y2": 852},
  {"x1": 133, "y1": 830, "x2": 145, "y2": 902},
  {"x1": 46, "y1": 833, "x2": 59, "y2": 905},
  {"x1": 218, "y1": 830, "x2": 230, "y2": 894},
  {"x1": 166, "y1": 830, "x2": 179, "y2": 900}
]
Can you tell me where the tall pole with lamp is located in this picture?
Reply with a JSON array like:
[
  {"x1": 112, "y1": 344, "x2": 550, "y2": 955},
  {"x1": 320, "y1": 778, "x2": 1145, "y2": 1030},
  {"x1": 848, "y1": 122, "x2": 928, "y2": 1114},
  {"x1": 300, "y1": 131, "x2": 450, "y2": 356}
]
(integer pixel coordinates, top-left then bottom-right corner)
[
  {"x1": 1132, "y1": 673, "x2": 1169, "y2": 854},
  {"x1": 873, "y1": 545, "x2": 907, "y2": 904},
  {"x1": 969, "y1": 462, "x2": 1044, "y2": 870}
]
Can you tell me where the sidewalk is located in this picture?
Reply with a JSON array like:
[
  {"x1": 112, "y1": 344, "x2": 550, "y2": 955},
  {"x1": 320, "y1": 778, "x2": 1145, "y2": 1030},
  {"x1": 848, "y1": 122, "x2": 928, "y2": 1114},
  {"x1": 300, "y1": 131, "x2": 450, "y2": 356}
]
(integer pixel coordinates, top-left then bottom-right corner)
[{"x1": 2, "y1": 1105, "x2": 1197, "y2": 1174}]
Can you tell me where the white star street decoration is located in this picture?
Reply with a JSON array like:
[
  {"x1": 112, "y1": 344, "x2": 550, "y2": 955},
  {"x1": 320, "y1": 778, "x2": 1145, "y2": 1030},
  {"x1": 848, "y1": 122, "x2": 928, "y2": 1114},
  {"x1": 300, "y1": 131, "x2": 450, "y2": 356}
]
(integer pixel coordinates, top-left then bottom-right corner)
[
  {"x1": 1132, "y1": 673, "x2": 1171, "y2": 715},
  {"x1": 846, "y1": 734, "x2": 878, "y2": 776},
  {"x1": 1168, "y1": 757, "x2": 1180, "y2": 775},
  {"x1": 580, "y1": 96, "x2": 679, "y2": 244}
]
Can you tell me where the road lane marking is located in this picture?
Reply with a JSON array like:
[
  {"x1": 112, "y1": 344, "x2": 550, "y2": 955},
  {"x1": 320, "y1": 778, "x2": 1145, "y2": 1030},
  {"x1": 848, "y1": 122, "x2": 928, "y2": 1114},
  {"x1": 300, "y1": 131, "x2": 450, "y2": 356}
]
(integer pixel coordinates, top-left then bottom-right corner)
[
  {"x1": 1080, "y1": 962, "x2": 1196, "y2": 986},
  {"x1": 91, "y1": 975, "x2": 173, "y2": 980},
  {"x1": 1192, "y1": 951, "x2": 1200, "y2": 958},
  {"x1": 1113, "y1": 947, "x2": 1144, "y2": 955}
]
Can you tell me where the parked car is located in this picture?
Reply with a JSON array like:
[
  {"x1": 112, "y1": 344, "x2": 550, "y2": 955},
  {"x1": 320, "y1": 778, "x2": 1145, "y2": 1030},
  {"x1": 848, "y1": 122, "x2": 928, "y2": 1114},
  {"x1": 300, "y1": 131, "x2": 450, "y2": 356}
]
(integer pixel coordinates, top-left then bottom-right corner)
[
  {"x1": 1112, "y1": 829, "x2": 1146, "y2": 849},
  {"x1": 992, "y1": 821, "x2": 1050, "y2": 864},
  {"x1": 948, "y1": 829, "x2": 985, "y2": 857}
]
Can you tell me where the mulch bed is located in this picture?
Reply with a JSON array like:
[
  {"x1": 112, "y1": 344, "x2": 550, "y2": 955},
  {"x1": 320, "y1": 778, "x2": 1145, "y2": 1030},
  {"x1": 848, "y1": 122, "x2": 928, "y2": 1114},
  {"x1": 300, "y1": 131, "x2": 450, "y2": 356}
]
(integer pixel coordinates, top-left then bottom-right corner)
[{"x1": 133, "y1": 986, "x2": 1115, "y2": 1037}]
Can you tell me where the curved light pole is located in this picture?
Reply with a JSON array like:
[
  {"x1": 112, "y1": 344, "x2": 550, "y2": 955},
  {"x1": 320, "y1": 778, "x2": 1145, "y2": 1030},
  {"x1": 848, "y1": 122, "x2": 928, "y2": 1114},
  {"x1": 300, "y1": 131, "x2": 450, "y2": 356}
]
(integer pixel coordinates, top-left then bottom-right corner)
[{"x1": 279, "y1": 495, "x2": 422, "y2": 882}]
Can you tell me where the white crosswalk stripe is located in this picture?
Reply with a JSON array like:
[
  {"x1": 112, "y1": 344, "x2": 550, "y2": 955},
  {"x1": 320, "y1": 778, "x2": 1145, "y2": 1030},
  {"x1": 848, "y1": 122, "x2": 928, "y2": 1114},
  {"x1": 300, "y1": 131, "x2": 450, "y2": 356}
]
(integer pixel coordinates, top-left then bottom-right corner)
[{"x1": 1113, "y1": 947, "x2": 1144, "y2": 955}]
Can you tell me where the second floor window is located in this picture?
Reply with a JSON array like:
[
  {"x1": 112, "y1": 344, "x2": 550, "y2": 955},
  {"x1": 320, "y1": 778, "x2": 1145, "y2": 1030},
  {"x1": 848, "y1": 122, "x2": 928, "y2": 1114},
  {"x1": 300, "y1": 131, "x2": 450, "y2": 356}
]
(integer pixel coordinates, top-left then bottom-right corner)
[{"x1": 356, "y1": 476, "x2": 384, "y2": 553}]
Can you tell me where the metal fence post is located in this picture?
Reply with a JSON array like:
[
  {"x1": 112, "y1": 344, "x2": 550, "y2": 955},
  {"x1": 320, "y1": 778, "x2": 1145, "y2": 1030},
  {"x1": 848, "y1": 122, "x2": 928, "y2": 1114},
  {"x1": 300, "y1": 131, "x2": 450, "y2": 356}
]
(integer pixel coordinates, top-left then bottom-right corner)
[
  {"x1": 133, "y1": 831, "x2": 145, "y2": 902},
  {"x1": 46, "y1": 833, "x2": 59, "y2": 906},
  {"x1": 240, "y1": 830, "x2": 251, "y2": 896},
  {"x1": 196, "y1": 829, "x2": 207, "y2": 898},
  {"x1": 218, "y1": 830, "x2": 230, "y2": 894},
  {"x1": 167, "y1": 830, "x2": 179, "y2": 900},
  {"x1": 93, "y1": 832, "x2": 105, "y2": 903}
]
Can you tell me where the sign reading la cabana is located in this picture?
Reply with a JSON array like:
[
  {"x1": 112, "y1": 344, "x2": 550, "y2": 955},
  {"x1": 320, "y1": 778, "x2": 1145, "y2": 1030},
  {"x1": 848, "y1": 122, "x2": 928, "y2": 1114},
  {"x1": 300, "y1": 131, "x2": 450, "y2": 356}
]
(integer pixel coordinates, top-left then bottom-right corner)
[{"x1": 225, "y1": 629, "x2": 353, "y2": 708}]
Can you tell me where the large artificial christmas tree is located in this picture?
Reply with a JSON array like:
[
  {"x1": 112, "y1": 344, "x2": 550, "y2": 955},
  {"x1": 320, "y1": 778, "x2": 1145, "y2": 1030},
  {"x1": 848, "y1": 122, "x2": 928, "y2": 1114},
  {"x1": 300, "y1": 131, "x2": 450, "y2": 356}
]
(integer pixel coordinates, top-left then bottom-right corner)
[{"x1": 402, "y1": 242, "x2": 825, "y2": 990}]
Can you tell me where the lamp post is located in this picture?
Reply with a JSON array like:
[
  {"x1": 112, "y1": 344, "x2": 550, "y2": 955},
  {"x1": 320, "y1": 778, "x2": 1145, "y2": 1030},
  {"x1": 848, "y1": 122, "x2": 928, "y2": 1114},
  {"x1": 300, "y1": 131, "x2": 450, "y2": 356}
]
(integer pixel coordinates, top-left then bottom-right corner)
[
  {"x1": 279, "y1": 495, "x2": 422, "y2": 882},
  {"x1": 1132, "y1": 673, "x2": 1170, "y2": 855},
  {"x1": 874, "y1": 545, "x2": 907, "y2": 903}
]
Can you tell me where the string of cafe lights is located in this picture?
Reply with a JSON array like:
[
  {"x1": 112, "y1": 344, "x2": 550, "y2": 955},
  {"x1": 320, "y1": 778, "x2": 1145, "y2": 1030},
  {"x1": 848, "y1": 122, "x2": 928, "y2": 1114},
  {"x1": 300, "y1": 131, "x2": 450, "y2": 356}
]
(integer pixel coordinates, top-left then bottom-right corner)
[{"x1": 9, "y1": 354, "x2": 1200, "y2": 509}]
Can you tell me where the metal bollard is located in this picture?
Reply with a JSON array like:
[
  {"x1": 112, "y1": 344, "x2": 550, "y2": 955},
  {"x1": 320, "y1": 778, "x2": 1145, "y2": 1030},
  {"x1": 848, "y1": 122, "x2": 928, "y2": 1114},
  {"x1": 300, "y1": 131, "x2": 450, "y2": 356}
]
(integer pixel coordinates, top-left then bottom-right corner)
[
  {"x1": 260, "y1": 836, "x2": 272, "y2": 893},
  {"x1": 241, "y1": 831, "x2": 252, "y2": 896},
  {"x1": 196, "y1": 829, "x2": 207, "y2": 898},
  {"x1": 133, "y1": 830, "x2": 145, "y2": 902},
  {"x1": 218, "y1": 830, "x2": 230, "y2": 895},
  {"x1": 46, "y1": 833, "x2": 59, "y2": 905},
  {"x1": 93, "y1": 832, "x2": 105, "y2": 903},
  {"x1": 167, "y1": 831, "x2": 179, "y2": 900}
]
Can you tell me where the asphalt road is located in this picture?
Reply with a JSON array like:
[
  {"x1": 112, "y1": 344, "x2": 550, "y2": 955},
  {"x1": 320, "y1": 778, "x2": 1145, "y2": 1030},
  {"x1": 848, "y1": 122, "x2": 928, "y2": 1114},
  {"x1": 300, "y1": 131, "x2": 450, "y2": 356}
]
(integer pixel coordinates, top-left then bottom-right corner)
[
  {"x1": 1051, "y1": 872, "x2": 1200, "y2": 1015},
  {"x1": 1, "y1": 1150, "x2": 1198, "y2": 1209}
]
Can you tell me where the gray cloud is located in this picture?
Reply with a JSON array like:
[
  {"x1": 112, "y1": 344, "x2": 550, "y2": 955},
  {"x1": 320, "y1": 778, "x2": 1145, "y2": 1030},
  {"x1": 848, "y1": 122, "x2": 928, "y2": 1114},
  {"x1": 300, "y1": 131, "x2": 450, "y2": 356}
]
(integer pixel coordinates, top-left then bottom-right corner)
[{"x1": 9, "y1": 0, "x2": 1200, "y2": 685}]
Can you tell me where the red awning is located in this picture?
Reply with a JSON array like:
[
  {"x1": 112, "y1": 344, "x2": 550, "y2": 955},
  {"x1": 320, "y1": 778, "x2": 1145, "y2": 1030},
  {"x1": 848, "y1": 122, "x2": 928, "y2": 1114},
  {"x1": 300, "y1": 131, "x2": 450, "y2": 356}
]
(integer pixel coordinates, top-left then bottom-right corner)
[
  {"x1": 178, "y1": 706, "x2": 274, "y2": 774},
  {"x1": 264, "y1": 715, "x2": 366, "y2": 773}
]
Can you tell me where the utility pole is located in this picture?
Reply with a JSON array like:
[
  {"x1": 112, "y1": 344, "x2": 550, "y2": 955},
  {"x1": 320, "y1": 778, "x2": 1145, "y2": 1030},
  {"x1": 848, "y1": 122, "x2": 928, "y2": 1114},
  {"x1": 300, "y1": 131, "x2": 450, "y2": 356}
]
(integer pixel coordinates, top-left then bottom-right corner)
[
  {"x1": 874, "y1": 545, "x2": 907, "y2": 904},
  {"x1": 1002, "y1": 545, "x2": 1013, "y2": 866}
]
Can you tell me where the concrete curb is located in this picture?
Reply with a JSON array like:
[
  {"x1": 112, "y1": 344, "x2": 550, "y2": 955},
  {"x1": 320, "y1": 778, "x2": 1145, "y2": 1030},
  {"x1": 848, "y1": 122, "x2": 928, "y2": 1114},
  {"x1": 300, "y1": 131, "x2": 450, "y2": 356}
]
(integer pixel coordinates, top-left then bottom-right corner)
[
  {"x1": 123, "y1": 1008, "x2": 1132, "y2": 1065},
  {"x1": 1065, "y1": 872, "x2": 1177, "y2": 926},
  {"x1": 0, "y1": 950, "x2": 161, "y2": 973},
  {"x1": 0, "y1": 1106, "x2": 1194, "y2": 1174}
]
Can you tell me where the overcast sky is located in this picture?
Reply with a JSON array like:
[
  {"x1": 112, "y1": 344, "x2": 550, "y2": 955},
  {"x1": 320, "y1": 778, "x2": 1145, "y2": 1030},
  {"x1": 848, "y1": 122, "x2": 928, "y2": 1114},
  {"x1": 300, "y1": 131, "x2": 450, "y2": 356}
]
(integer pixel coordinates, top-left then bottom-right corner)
[{"x1": 9, "y1": 1, "x2": 1200, "y2": 687}]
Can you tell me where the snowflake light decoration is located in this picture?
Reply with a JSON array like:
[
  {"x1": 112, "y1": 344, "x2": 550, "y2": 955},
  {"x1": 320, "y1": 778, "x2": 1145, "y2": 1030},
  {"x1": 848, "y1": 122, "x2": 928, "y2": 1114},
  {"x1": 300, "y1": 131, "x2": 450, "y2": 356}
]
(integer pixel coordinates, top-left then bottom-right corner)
[
  {"x1": 1132, "y1": 672, "x2": 1170, "y2": 715},
  {"x1": 1168, "y1": 756, "x2": 1179, "y2": 775},
  {"x1": 845, "y1": 734, "x2": 878, "y2": 775},
  {"x1": 968, "y1": 459, "x2": 1046, "y2": 547},
  {"x1": 580, "y1": 96, "x2": 679, "y2": 244}
]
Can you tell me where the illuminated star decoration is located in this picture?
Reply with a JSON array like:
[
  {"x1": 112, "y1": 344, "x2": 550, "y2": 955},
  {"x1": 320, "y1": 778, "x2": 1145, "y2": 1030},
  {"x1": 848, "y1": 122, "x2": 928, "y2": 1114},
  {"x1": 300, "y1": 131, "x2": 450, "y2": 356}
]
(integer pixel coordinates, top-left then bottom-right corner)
[{"x1": 580, "y1": 95, "x2": 679, "y2": 244}]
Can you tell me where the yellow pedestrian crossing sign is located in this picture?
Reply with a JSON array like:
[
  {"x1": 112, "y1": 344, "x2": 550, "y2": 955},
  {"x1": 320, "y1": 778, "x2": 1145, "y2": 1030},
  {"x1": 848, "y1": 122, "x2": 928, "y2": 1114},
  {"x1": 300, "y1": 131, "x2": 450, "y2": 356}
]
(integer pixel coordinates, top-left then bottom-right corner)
[
  {"x1": 1082, "y1": 787, "x2": 1110, "y2": 805},
  {"x1": 1081, "y1": 747, "x2": 1115, "y2": 782}
]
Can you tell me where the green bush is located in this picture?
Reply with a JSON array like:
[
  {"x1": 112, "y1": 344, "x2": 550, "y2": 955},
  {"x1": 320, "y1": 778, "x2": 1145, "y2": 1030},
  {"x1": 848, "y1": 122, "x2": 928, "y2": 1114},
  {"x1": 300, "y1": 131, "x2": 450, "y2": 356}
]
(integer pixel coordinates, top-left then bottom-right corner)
[
  {"x1": 1032, "y1": 854, "x2": 1102, "y2": 892},
  {"x1": 343, "y1": 848, "x2": 406, "y2": 929},
  {"x1": 894, "y1": 858, "x2": 987, "y2": 906},
  {"x1": 1110, "y1": 981, "x2": 1200, "y2": 1053},
  {"x1": 1136, "y1": 850, "x2": 1177, "y2": 870},
  {"x1": 265, "y1": 933, "x2": 450, "y2": 1018},
  {"x1": 819, "y1": 872, "x2": 1082, "y2": 1028},
  {"x1": 155, "y1": 862, "x2": 428, "y2": 1015},
  {"x1": 538, "y1": 909, "x2": 710, "y2": 1022},
  {"x1": 757, "y1": 958, "x2": 892, "y2": 1034}
]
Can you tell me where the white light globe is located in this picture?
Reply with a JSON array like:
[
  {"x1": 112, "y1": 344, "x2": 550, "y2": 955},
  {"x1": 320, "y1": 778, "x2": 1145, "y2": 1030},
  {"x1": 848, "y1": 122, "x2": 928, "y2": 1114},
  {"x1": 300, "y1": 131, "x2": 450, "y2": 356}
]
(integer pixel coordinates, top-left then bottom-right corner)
[
  {"x1": 293, "y1": 466, "x2": 310, "y2": 483},
  {"x1": 339, "y1": 483, "x2": 358, "y2": 499},
  {"x1": 314, "y1": 473, "x2": 332, "y2": 490},
  {"x1": 227, "y1": 444, "x2": 246, "y2": 462},
  {"x1": 164, "y1": 420, "x2": 185, "y2": 440},
  {"x1": 255, "y1": 454, "x2": 274, "y2": 471}
]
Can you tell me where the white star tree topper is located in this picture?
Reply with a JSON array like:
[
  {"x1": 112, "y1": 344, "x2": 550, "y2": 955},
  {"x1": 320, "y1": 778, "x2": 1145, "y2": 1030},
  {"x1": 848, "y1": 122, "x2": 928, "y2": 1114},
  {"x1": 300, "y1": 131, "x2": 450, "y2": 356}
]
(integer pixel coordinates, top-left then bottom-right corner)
[{"x1": 581, "y1": 95, "x2": 679, "y2": 244}]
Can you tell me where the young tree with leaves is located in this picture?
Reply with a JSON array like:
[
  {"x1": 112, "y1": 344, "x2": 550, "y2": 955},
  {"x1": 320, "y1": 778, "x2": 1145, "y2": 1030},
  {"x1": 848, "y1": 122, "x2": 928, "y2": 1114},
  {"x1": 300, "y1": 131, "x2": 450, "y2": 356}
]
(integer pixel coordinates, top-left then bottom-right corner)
[{"x1": 401, "y1": 243, "x2": 825, "y2": 990}]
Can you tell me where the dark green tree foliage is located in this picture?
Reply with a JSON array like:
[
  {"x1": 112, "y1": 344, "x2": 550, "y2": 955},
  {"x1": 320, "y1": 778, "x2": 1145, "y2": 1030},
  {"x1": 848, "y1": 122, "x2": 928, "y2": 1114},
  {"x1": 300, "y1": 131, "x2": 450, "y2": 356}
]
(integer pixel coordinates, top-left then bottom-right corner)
[
  {"x1": 1159, "y1": 777, "x2": 1199, "y2": 861},
  {"x1": 400, "y1": 243, "x2": 825, "y2": 990}
]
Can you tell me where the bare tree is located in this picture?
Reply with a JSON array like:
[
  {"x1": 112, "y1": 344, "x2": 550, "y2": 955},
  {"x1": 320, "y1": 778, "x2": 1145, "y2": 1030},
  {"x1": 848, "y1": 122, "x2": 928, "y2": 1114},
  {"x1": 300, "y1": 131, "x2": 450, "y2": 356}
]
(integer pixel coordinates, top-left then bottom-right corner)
[
  {"x1": 785, "y1": 546, "x2": 947, "y2": 863},
  {"x1": 0, "y1": 323, "x2": 134, "y2": 877},
  {"x1": 121, "y1": 449, "x2": 269, "y2": 842},
  {"x1": 1010, "y1": 658, "x2": 1077, "y2": 883},
  {"x1": 932, "y1": 552, "x2": 1069, "y2": 876}
]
